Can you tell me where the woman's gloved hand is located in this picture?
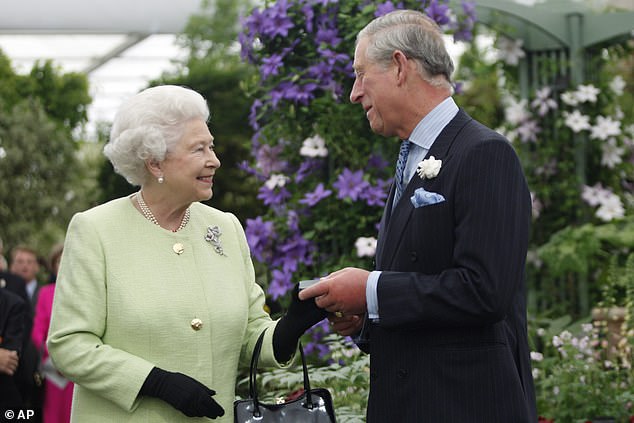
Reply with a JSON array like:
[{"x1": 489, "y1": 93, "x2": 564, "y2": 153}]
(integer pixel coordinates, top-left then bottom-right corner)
[
  {"x1": 140, "y1": 367, "x2": 225, "y2": 419},
  {"x1": 273, "y1": 283, "x2": 328, "y2": 362}
]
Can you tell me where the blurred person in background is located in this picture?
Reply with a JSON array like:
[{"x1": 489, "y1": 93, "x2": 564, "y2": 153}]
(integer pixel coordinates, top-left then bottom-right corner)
[
  {"x1": 0, "y1": 237, "x2": 8, "y2": 271},
  {"x1": 0, "y1": 287, "x2": 27, "y2": 410},
  {"x1": 47, "y1": 85, "x2": 326, "y2": 422},
  {"x1": 10, "y1": 246, "x2": 41, "y2": 307},
  {"x1": 0, "y1": 258, "x2": 30, "y2": 412},
  {"x1": 9, "y1": 245, "x2": 43, "y2": 420},
  {"x1": 32, "y1": 244, "x2": 72, "y2": 423}
]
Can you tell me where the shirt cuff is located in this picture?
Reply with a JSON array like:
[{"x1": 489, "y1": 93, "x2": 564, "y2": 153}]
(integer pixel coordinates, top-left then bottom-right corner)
[{"x1": 366, "y1": 271, "x2": 381, "y2": 320}]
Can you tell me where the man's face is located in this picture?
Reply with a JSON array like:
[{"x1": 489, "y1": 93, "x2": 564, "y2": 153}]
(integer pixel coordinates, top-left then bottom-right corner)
[
  {"x1": 349, "y1": 37, "x2": 400, "y2": 137},
  {"x1": 10, "y1": 251, "x2": 39, "y2": 282}
]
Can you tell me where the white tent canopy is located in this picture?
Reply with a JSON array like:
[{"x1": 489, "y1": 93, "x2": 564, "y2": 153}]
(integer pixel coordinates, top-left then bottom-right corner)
[
  {"x1": 0, "y1": 0, "x2": 201, "y2": 34},
  {"x1": 0, "y1": 0, "x2": 203, "y2": 137}
]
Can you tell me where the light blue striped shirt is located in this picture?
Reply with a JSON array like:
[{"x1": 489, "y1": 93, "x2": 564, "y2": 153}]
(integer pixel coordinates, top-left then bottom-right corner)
[{"x1": 366, "y1": 97, "x2": 459, "y2": 320}]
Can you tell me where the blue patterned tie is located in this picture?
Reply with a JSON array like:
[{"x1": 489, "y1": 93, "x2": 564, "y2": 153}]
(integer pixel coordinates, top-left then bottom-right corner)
[{"x1": 393, "y1": 140, "x2": 411, "y2": 207}]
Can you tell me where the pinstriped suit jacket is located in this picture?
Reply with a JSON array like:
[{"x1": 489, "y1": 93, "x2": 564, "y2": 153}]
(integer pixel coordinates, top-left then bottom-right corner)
[{"x1": 365, "y1": 109, "x2": 537, "y2": 422}]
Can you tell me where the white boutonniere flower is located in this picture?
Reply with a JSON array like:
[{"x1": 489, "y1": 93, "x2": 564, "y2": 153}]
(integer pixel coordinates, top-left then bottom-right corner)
[{"x1": 416, "y1": 156, "x2": 442, "y2": 179}]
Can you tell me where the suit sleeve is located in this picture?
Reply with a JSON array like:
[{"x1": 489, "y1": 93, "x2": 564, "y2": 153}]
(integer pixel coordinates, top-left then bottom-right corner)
[
  {"x1": 378, "y1": 138, "x2": 531, "y2": 328},
  {"x1": 1, "y1": 292, "x2": 27, "y2": 352}
]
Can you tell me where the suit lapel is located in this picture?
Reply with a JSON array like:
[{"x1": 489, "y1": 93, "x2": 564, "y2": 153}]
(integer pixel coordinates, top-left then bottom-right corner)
[{"x1": 375, "y1": 109, "x2": 472, "y2": 269}]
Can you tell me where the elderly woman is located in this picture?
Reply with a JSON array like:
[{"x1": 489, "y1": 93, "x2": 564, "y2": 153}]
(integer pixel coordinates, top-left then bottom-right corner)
[{"x1": 47, "y1": 85, "x2": 325, "y2": 422}]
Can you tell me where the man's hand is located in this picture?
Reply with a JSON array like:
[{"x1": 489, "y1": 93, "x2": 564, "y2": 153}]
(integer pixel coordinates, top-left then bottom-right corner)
[
  {"x1": 298, "y1": 267, "x2": 370, "y2": 316},
  {"x1": 328, "y1": 313, "x2": 364, "y2": 337},
  {"x1": 0, "y1": 348, "x2": 19, "y2": 376}
]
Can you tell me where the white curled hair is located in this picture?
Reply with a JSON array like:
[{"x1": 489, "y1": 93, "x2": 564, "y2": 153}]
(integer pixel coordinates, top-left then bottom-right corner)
[{"x1": 103, "y1": 85, "x2": 210, "y2": 186}]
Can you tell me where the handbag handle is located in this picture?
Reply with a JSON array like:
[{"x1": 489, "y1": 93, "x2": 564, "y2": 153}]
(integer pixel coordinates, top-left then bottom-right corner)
[{"x1": 249, "y1": 329, "x2": 315, "y2": 417}]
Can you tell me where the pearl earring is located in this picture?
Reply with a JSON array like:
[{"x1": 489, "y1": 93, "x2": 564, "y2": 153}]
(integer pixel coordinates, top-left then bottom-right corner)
[{"x1": 158, "y1": 176, "x2": 164, "y2": 184}]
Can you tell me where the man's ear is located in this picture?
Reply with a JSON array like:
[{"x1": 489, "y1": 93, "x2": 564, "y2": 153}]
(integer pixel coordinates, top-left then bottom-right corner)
[{"x1": 393, "y1": 50, "x2": 409, "y2": 85}]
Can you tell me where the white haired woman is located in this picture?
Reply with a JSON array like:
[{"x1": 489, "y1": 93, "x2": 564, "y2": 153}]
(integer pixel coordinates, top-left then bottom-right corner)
[{"x1": 47, "y1": 85, "x2": 325, "y2": 422}]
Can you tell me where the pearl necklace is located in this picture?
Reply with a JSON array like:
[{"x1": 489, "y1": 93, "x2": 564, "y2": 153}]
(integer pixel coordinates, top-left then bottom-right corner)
[{"x1": 136, "y1": 191, "x2": 190, "y2": 232}]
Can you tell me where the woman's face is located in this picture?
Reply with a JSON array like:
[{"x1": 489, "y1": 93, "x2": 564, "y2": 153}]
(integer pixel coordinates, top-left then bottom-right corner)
[{"x1": 160, "y1": 118, "x2": 220, "y2": 203}]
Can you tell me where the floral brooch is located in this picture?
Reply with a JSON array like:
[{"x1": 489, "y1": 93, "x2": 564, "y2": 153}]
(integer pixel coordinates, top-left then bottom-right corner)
[
  {"x1": 205, "y1": 225, "x2": 226, "y2": 256},
  {"x1": 416, "y1": 156, "x2": 442, "y2": 179}
]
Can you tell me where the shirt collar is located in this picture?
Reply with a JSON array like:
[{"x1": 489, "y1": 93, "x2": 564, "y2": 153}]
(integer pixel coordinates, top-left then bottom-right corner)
[{"x1": 408, "y1": 97, "x2": 459, "y2": 150}]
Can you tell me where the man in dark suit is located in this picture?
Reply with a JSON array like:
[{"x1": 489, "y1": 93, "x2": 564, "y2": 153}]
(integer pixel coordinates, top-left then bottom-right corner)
[
  {"x1": 299, "y1": 9, "x2": 537, "y2": 422},
  {"x1": 7, "y1": 247, "x2": 43, "y2": 421},
  {"x1": 0, "y1": 287, "x2": 28, "y2": 409}
]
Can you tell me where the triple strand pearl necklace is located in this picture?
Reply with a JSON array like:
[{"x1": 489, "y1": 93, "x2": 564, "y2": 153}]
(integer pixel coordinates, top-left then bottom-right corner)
[{"x1": 136, "y1": 191, "x2": 190, "y2": 232}]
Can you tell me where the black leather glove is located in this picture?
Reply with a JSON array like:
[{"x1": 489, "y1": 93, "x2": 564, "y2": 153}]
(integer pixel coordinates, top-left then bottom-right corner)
[
  {"x1": 139, "y1": 367, "x2": 225, "y2": 419},
  {"x1": 273, "y1": 283, "x2": 328, "y2": 362}
]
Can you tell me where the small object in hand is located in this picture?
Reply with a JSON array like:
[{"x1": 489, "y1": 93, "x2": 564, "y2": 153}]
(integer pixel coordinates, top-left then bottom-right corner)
[
  {"x1": 334, "y1": 311, "x2": 344, "y2": 318},
  {"x1": 298, "y1": 278, "x2": 320, "y2": 290}
]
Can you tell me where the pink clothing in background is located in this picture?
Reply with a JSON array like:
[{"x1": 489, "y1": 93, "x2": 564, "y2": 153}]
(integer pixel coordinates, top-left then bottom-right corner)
[{"x1": 31, "y1": 284, "x2": 73, "y2": 423}]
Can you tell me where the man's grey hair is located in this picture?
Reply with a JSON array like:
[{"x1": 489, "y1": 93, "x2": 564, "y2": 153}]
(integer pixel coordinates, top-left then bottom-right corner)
[
  {"x1": 104, "y1": 85, "x2": 210, "y2": 186},
  {"x1": 357, "y1": 9, "x2": 454, "y2": 89}
]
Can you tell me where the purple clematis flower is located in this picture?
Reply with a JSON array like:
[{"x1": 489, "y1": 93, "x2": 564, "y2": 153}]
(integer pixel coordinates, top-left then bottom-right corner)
[
  {"x1": 292, "y1": 82, "x2": 319, "y2": 105},
  {"x1": 368, "y1": 153, "x2": 390, "y2": 170},
  {"x1": 318, "y1": 48, "x2": 350, "y2": 66},
  {"x1": 333, "y1": 168, "x2": 367, "y2": 201},
  {"x1": 245, "y1": 217, "x2": 276, "y2": 261},
  {"x1": 375, "y1": 1, "x2": 398, "y2": 17},
  {"x1": 308, "y1": 61, "x2": 333, "y2": 81},
  {"x1": 257, "y1": 185, "x2": 291, "y2": 206},
  {"x1": 296, "y1": 158, "x2": 323, "y2": 183},
  {"x1": 260, "y1": 53, "x2": 284, "y2": 80},
  {"x1": 302, "y1": 4, "x2": 315, "y2": 32},
  {"x1": 425, "y1": 0, "x2": 451, "y2": 26},
  {"x1": 299, "y1": 183, "x2": 333, "y2": 207},
  {"x1": 256, "y1": 143, "x2": 287, "y2": 177},
  {"x1": 269, "y1": 269, "x2": 293, "y2": 300},
  {"x1": 249, "y1": 99, "x2": 263, "y2": 130},
  {"x1": 262, "y1": 0, "x2": 295, "y2": 39},
  {"x1": 274, "y1": 233, "x2": 314, "y2": 273},
  {"x1": 360, "y1": 179, "x2": 389, "y2": 207},
  {"x1": 243, "y1": 7, "x2": 267, "y2": 38},
  {"x1": 315, "y1": 27, "x2": 342, "y2": 47}
]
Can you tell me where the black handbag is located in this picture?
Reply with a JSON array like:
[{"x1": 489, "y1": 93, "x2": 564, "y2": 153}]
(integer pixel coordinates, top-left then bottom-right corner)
[{"x1": 234, "y1": 330, "x2": 336, "y2": 423}]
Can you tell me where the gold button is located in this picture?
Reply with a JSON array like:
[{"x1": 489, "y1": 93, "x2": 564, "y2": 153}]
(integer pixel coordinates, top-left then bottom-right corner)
[
  {"x1": 173, "y1": 243, "x2": 184, "y2": 255},
  {"x1": 190, "y1": 318, "x2": 203, "y2": 331}
]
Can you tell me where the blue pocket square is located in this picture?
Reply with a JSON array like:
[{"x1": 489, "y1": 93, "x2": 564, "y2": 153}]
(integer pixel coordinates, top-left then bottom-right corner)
[{"x1": 411, "y1": 188, "x2": 445, "y2": 208}]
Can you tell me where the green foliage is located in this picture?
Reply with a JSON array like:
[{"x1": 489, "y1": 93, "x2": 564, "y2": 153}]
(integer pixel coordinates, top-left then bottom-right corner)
[
  {"x1": 25, "y1": 61, "x2": 91, "y2": 129},
  {"x1": 0, "y1": 52, "x2": 91, "y2": 130},
  {"x1": 537, "y1": 225, "x2": 602, "y2": 279},
  {"x1": 530, "y1": 316, "x2": 634, "y2": 422},
  {"x1": 0, "y1": 50, "x2": 93, "y2": 256},
  {"x1": 0, "y1": 100, "x2": 96, "y2": 251},
  {"x1": 454, "y1": 31, "x2": 505, "y2": 126},
  {"x1": 0, "y1": 51, "x2": 22, "y2": 108},
  {"x1": 533, "y1": 217, "x2": 634, "y2": 317},
  {"x1": 178, "y1": 0, "x2": 253, "y2": 65}
]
